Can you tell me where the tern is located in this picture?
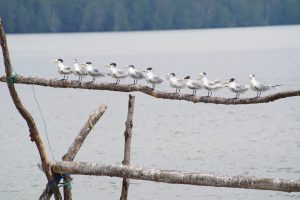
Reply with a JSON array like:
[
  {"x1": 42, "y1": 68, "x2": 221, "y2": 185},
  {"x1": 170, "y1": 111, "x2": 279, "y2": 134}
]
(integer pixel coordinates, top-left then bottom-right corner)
[
  {"x1": 249, "y1": 74, "x2": 280, "y2": 97},
  {"x1": 224, "y1": 78, "x2": 249, "y2": 98},
  {"x1": 142, "y1": 67, "x2": 164, "y2": 89},
  {"x1": 73, "y1": 59, "x2": 88, "y2": 82},
  {"x1": 104, "y1": 63, "x2": 128, "y2": 84},
  {"x1": 184, "y1": 76, "x2": 203, "y2": 95},
  {"x1": 165, "y1": 73, "x2": 186, "y2": 93},
  {"x1": 82, "y1": 62, "x2": 106, "y2": 82},
  {"x1": 199, "y1": 72, "x2": 224, "y2": 97},
  {"x1": 52, "y1": 58, "x2": 72, "y2": 80},
  {"x1": 125, "y1": 65, "x2": 145, "y2": 84}
]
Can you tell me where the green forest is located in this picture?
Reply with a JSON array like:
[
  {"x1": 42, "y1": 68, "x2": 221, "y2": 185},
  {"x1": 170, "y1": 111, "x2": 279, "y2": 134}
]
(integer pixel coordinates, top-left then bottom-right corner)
[{"x1": 1, "y1": 0, "x2": 300, "y2": 33}]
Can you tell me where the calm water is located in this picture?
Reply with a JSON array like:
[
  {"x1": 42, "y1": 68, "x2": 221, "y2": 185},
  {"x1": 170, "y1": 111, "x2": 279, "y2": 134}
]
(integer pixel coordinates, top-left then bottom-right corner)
[{"x1": 1, "y1": 26, "x2": 300, "y2": 200}]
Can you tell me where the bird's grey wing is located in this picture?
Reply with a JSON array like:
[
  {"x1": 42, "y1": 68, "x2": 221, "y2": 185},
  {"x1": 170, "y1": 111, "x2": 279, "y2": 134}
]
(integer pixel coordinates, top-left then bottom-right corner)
[
  {"x1": 153, "y1": 75, "x2": 164, "y2": 82},
  {"x1": 236, "y1": 83, "x2": 246, "y2": 90},
  {"x1": 135, "y1": 70, "x2": 145, "y2": 78},
  {"x1": 256, "y1": 81, "x2": 270, "y2": 90},
  {"x1": 91, "y1": 68, "x2": 97, "y2": 73},
  {"x1": 209, "y1": 79, "x2": 220, "y2": 84},
  {"x1": 192, "y1": 80, "x2": 203, "y2": 87}
]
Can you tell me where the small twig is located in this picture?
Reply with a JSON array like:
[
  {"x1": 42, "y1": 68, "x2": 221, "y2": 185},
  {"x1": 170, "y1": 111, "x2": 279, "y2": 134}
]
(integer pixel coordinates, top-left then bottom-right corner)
[
  {"x1": 120, "y1": 95, "x2": 135, "y2": 200},
  {"x1": 0, "y1": 75, "x2": 300, "y2": 105}
]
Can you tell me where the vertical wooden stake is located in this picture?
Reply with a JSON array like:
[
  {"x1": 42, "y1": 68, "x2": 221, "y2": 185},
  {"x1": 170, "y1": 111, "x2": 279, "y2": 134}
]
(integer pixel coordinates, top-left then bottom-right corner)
[
  {"x1": 0, "y1": 19, "x2": 62, "y2": 200},
  {"x1": 120, "y1": 94, "x2": 135, "y2": 200}
]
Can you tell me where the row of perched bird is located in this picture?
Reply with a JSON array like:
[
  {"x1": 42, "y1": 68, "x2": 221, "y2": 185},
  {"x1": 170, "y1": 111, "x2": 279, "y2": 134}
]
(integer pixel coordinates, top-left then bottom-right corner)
[{"x1": 53, "y1": 58, "x2": 280, "y2": 98}]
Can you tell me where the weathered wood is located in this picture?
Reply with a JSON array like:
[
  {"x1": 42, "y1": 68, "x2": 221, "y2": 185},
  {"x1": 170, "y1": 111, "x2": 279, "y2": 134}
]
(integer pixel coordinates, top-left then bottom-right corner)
[
  {"x1": 51, "y1": 161, "x2": 300, "y2": 193},
  {"x1": 0, "y1": 19, "x2": 62, "y2": 200},
  {"x1": 62, "y1": 104, "x2": 107, "y2": 161},
  {"x1": 120, "y1": 95, "x2": 135, "y2": 200},
  {"x1": 0, "y1": 75, "x2": 300, "y2": 105},
  {"x1": 62, "y1": 104, "x2": 107, "y2": 200},
  {"x1": 41, "y1": 104, "x2": 107, "y2": 200}
]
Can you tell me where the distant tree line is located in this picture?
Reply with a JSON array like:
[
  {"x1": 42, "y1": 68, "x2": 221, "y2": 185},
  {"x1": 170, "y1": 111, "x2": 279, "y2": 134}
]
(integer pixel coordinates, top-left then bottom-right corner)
[{"x1": 1, "y1": 0, "x2": 300, "y2": 33}]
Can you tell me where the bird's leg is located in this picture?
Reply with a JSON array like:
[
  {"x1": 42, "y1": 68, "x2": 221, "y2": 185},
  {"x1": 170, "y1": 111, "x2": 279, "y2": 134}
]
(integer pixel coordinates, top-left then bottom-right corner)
[
  {"x1": 152, "y1": 84, "x2": 155, "y2": 90},
  {"x1": 115, "y1": 79, "x2": 118, "y2": 84}
]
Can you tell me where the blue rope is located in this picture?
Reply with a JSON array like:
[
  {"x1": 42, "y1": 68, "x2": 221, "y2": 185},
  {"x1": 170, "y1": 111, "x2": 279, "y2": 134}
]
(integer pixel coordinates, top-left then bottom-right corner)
[{"x1": 7, "y1": 66, "x2": 18, "y2": 83}]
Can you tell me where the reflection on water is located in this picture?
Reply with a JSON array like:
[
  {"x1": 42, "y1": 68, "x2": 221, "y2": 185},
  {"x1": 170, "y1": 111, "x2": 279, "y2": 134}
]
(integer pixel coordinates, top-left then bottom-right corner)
[{"x1": 0, "y1": 26, "x2": 300, "y2": 199}]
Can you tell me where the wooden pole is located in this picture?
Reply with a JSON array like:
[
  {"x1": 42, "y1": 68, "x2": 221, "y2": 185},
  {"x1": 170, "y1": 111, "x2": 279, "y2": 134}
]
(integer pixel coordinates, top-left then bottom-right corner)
[
  {"x1": 1, "y1": 75, "x2": 300, "y2": 105},
  {"x1": 50, "y1": 161, "x2": 300, "y2": 193},
  {"x1": 0, "y1": 19, "x2": 62, "y2": 200},
  {"x1": 62, "y1": 104, "x2": 107, "y2": 200},
  {"x1": 40, "y1": 104, "x2": 107, "y2": 200},
  {"x1": 120, "y1": 95, "x2": 135, "y2": 200}
]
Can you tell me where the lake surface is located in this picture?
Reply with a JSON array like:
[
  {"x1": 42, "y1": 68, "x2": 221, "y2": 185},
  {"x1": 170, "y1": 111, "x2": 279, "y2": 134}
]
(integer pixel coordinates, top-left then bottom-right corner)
[{"x1": 1, "y1": 26, "x2": 300, "y2": 200}]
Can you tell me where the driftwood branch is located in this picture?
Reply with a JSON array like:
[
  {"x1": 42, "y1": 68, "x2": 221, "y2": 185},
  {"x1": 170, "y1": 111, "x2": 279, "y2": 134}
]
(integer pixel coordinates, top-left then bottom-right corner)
[
  {"x1": 50, "y1": 161, "x2": 300, "y2": 193},
  {"x1": 0, "y1": 19, "x2": 62, "y2": 200},
  {"x1": 120, "y1": 95, "x2": 135, "y2": 200},
  {"x1": 41, "y1": 104, "x2": 107, "y2": 200},
  {"x1": 0, "y1": 75, "x2": 300, "y2": 105},
  {"x1": 62, "y1": 104, "x2": 107, "y2": 161},
  {"x1": 62, "y1": 104, "x2": 107, "y2": 200}
]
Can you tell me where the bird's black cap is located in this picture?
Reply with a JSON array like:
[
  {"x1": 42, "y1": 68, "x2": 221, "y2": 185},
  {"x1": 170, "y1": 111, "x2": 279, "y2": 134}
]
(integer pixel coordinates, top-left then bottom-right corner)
[
  {"x1": 110, "y1": 63, "x2": 117, "y2": 66},
  {"x1": 146, "y1": 67, "x2": 152, "y2": 71},
  {"x1": 86, "y1": 62, "x2": 92, "y2": 64},
  {"x1": 229, "y1": 78, "x2": 235, "y2": 82},
  {"x1": 57, "y1": 58, "x2": 63, "y2": 62},
  {"x1": 129, "y1": 65, "x2": 134, "y2": 68},
  {"x1": 170, "y1": 73, "x2": 175, "y2": 76},
  {"x1": 202, "y1": 72, "x2": 206, "y2": 76},
  {"x1": 184, "y1": 76, "x2": 190, "y2": 79}
]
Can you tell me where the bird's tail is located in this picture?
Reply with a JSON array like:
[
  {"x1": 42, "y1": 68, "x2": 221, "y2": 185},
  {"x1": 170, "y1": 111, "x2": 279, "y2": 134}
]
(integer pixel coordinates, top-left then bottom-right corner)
[{"x1": 270, "y1": 84, "x2": 281, "y2": 89}]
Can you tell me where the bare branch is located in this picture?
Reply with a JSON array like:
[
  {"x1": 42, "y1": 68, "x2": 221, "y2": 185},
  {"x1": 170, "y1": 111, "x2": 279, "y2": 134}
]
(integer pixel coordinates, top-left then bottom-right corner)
[
  {"x1": 1, "y1": 75, "x2": 299, "y2": 105},
  {"x1": 62, "y1": 104, "x2": 107, "y2": 161},
  {"x1": 0, "y1": 19, "x2": 62, "y2": 200},
  {"x1": 50, "y1": 161, "x2": 300, "y2": 193},
  {"x1": 41, "y1": 104, "x2": 107, "y2": 200},
  {"x1": 120, "y1": 95, "x2": 135, "y2": 200}
]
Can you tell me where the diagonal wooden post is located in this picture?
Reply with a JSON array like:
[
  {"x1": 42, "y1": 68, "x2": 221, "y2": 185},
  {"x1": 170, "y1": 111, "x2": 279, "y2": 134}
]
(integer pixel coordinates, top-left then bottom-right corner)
[
  {"x1": 62, "y1": 104, "x2": 107, "y2": 200},
  {"x1": 120, "y1": 94, "x2": 135, "y2": 200},
  {"x1": 0, "y1": 19, "x2": 62, "y2": 200},
  {"x1": 40, "y1": 104, "x2": 107, "y2": 200}
]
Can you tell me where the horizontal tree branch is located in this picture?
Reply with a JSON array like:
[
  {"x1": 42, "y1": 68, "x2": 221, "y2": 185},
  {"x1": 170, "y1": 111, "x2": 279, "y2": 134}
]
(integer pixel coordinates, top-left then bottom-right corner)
[
  {"x1": 50, "y1": 161, "x2": 300, "y2": 193},
  {"x1": 1, "y1": 75, "x2": 300, "y2": 105}
]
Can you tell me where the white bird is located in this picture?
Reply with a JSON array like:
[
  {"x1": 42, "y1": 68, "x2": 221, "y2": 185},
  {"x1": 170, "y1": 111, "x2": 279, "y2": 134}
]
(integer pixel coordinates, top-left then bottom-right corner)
[
  {"x1": 52, "y1": 58, "x2": 72, "y2": 80},
  {"x1": 184, "y1": 76, "x2": 203, "y2": 95},
  {"x1": 249, "y1": 74, "x2": 280, "y2": 97},
  {"x1": 104, "y1": 63, "x2": 128, "y2": 84},
  {"x1": 125, "y1": 65, "x2": 145, "y2": 84},
  {"x1": 142, "y1": 67, "x2": 164, "y2": 89},
  {"x1": 224, "y1": 78, "x2": 249, "y2": 98},
  {"x1": 73, "y1": 59, "x2": 88, "y2": 82},
  {"x1": 199, "y1": 72, "x2": 224, "y2": 97},
  {"x1": 82, "y1": 62, "x2": 106, "y2": 82},
  {"x1": 165, "y1": 73, "x2": 186, "y2": 93}
]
